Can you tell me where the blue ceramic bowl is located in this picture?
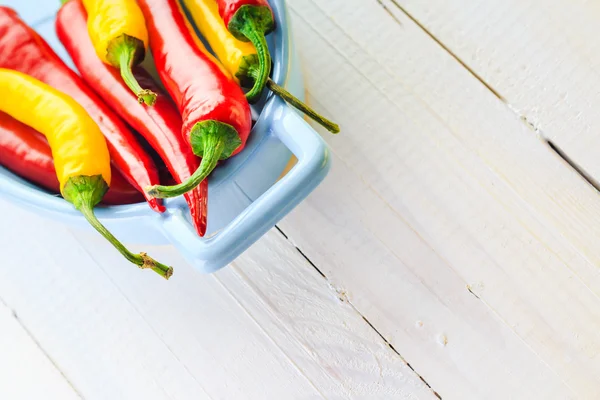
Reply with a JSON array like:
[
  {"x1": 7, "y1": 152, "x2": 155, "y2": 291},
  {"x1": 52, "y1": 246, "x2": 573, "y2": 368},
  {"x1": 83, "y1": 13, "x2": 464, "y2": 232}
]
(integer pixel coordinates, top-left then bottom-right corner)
[{"x1": 0, "y1": 0, "x2": 331, "y2": 273}]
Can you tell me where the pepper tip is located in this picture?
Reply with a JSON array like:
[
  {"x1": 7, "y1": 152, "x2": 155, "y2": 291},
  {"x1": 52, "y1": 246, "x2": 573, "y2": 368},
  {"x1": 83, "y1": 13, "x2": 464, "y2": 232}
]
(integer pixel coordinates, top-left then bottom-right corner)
[{"x1": 145, "y1": 194, "x2": 166, "y2": 213}]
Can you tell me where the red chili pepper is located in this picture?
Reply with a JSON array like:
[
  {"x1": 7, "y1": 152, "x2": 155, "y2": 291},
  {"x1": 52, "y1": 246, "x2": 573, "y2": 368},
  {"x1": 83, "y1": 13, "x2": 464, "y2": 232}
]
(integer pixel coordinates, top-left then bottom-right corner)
[
  {"x1": 0, "y1": 7, "x2": 164, "y2": 213},
  {"x1": 0, "y1": 111, "x2": 143, "y2": 205},
  {"x1": 57, "y1": 0, "x2": 208, "y2": 236},
  {"x1": 216, "y1": 0, "x2": 274, "y2": 102},
  {"x1": 138, "y1": 0, "x2": 252, "y2": 202}
]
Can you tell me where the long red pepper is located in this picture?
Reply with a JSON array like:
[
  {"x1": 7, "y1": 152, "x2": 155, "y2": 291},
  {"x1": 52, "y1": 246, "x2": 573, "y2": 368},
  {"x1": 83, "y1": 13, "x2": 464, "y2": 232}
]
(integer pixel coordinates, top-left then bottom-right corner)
[
  {"x1": 57, "y1": 0, "x2": 208, "y2": 236},
  {"x1": 0, "y1": 111, "x2": 142, "y2": 205},
  {"x1": 138, "y1": 0, "x2": 252, "y2": 201},
  {"x1": 216, "y1": 0, "x2": 274, "y2": 102},
  {"x1": 0, "y1": 7, "x2": 164, "y2": 212}
]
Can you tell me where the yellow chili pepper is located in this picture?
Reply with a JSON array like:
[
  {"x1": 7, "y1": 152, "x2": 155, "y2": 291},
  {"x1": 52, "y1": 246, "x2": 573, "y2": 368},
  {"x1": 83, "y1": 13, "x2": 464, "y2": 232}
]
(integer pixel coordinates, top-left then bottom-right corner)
[
  {"x1": 78, "y1": 0, "x2": 157, "y2": 106},
  {"x1": 0, "y1": 69, "x2": 172, "y2": 279},
  {"x1": 181, "y1": 0, "x2": 340, "y2": 133},
  {"x1": 183, "y1": 0, "x2": 254, "y2": 85}
]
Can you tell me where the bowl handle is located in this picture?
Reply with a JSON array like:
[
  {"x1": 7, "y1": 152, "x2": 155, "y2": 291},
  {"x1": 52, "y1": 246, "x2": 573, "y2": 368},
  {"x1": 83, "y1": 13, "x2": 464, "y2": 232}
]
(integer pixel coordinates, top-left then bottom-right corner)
[{"x1": 157, "y1": 101, "x2": 332, "y2": 273}]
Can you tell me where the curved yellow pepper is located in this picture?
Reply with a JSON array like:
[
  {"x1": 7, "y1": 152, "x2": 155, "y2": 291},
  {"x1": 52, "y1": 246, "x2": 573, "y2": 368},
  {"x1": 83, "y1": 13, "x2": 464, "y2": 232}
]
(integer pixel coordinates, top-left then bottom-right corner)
[
  {"x1": 0, "y1": 69, "x2": 110, "y2": 190},
  {"x1": 80, "y1": 0, "x2": 157, "y2": 105},
  {"x1": 0, "y1": 68, "x2": 172, "y2": 279},
  {"x1": 182, "y1": 0, "x2": 255, "y2": 85}
]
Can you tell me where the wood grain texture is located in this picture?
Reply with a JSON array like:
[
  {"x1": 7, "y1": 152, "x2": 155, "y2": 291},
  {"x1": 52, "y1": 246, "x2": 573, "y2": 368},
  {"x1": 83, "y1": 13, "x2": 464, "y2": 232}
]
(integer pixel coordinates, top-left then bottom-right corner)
[
  {"x1": 0, "y1": 299, "x2": 81, "y2": 400},
  {"x1": 0, "y1": 197, "x2": 434, "y2": 400},
  {"x1": 278, "y1": 0, "x2": 600, "y2": 398},
  {"x1": 391, "y1": 0, "x2": 600, "y2": 192}
]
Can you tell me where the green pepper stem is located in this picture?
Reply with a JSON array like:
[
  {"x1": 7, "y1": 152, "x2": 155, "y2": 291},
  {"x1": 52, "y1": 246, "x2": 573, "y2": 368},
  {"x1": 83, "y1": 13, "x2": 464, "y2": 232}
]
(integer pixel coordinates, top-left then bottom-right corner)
[
  {"x1": 147, "y1": 133, "x2": 225, "y2": 199},
  {"x1": 114, "y1": 41, "x2": 157, "y2": 106},
  {"x1": 60, "y1": 0, "x2": 70, "y2": 4},
  {"x1": 239, "y1": 19, "x2": 271, "y2": 103},
  {"x1": 79, "y1": 203, "x2": 173, "y2": 279},
  {"x1": 63, "y1": 175, "x2": 172, "y2": 279},
  {"x1": 266, "y1": 78, "x2": 340, "y2": 134}
]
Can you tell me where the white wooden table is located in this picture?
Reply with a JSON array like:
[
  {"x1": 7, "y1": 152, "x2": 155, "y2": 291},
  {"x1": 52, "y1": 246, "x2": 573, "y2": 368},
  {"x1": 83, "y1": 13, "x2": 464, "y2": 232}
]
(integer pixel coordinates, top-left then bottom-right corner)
[{"x1": 3, "y1": 0, "x2": 600, "y2": 398}]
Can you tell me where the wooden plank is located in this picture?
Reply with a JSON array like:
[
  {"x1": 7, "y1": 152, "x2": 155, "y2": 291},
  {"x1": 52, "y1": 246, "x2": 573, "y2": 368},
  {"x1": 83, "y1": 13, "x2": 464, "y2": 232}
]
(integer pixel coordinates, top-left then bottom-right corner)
[
  {"x1": 390, "y1": 0, "x2": 600, "y2": 185},
  {"x1": 275, "y1": 0, "x2": 600, "y2": 397},
  {"x1": 0, "y1": 197, "x2": 434, "y2": 399},
  {"x1": 0, "y1": 206, "x2": 215, "y2": 400},
  {"x1": 73, "y1": 225, "x2": 435, "y2": 399},
  {"x1": 0, "y1": 299, "x2": 81, "y2": 400}
]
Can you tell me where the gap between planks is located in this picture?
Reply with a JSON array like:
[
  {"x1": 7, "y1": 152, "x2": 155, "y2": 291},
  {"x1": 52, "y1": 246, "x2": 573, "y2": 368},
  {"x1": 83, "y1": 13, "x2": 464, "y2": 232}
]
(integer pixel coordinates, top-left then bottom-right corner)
[
  {"x1": 0, "y1": 293, "x2": 83, "y2": 399},
  {"x1": 378, "y1": 0, "x2": 600, "y2": 229},
  {"x1": 69, "y1": 233, "x2": 211, "y2": 397},
  {"x1": 274, "y1": 224, "x2": 443, "y2": 400},
  {"x1": 285, "y1": 0, "x2": 598, "y2": 396},
  {"x1": 378, "y1": 0, "x2": 505, "y2": 103},
  {"x1": 378, "y1": 0, "x2": 541, "y2": 141}
]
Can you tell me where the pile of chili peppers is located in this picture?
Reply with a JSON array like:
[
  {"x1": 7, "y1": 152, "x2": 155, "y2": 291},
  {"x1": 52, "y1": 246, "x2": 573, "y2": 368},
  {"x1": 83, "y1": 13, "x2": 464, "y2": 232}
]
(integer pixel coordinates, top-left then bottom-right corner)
[{"x1": 0, "y1": 0, "x2": 338, "y2": 279}]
